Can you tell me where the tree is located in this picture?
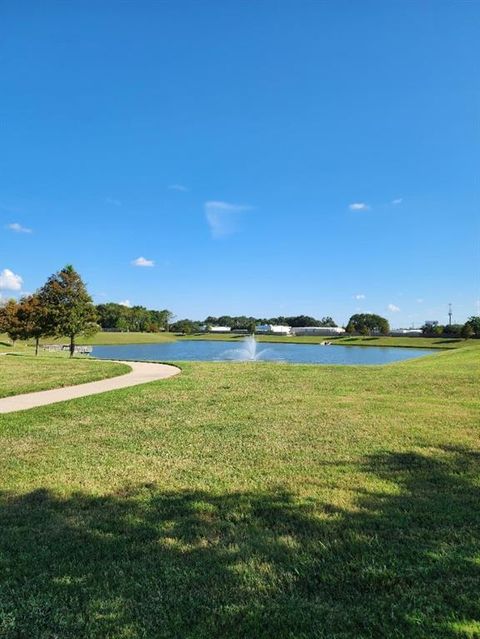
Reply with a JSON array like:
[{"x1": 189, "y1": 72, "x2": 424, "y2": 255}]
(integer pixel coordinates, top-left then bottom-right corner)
[
  {"x1": 422, "y1": 323, "x2": 444, "y2": 337},
  {"x1": 246, "y1": 319, "x2": 256, "y2": 334},
  {"x1": 162, "y1": 310, "x2": 175, "y2": 332},
  {"x1": 96, "y1": 303, "x2": 174, "y2": 332},
  {"x1": 319, "y1": 316, "x2": 337, "y2": 327},
  {"x1": 170, "y1": 319, "x2": 199, "y2": 334},
  {"x1": 461, "y1": 323, "x2": 474, "y2": 340},
  {"x1": 39, "y1": 265, "x2": 98, "y2": 357},
  {"x1": 443, "y1": 323, "x2": 463, "y2": 338},
  {"x1": 465, "y1": 316, "x2": 480, "y2": 337},
  {"x1": 0, "y1": 299, "x2": 22, "y2": 345},
  {"x1": 345, "y1": 322, "x2": 356, "y2": 335},
  {"x1": 116, "y1": 316, "x2": 129, "y2": 332},
  {"x1": 284, "y1": 315, "x2": 321, "y2": 327},
  {"x1": 346, "y1": 313, "x2": 389, "y2": 336},
  {"x1": 16, "y1": 294, "x2": 51, "y2": 355}
]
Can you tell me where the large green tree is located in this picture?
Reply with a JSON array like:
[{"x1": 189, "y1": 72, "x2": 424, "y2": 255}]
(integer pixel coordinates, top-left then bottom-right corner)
[
  {"x1": 39, "y1": 265, "x2": 98, "y2": 357},
  {"x1": 16, "y1": 293, "x2": 52, "y2": 355},
  {"x1": 422, "y1": 323, "x2": 444, "y2": 337},
  {"x1": 465, "y1": 316, "x2": 480, "y2": 337},
  {"x1": 346, "y1": 313, "x2": 390, "y2": 336},
  {"x1": 170, "y1": 319, "x2": 200, "y2": 334},
  {"x1": 0, "y1": 299, "x2": 22, "y2": 345},
  {"x1": 461, "y1": 323, "x2": 474, "y2": 340}
]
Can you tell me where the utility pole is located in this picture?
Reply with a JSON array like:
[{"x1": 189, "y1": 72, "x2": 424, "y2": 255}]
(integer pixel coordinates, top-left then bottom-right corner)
[{"x1": 448, "y1": 303, "x2": 452, "y2": 326}]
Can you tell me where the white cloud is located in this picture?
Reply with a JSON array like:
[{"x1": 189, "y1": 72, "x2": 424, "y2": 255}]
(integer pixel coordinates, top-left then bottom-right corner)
[
  {"x1": 349, "y1": 202, "x2": 370, "y2": 211},
  {"x1": 119, "y1": 299, "x2": 131, "y2": 307},
  {"x1": 392, "y1": 198, "x2": 403, "y2": 205},
  {"x1": 105, "y1": 197, "x2": 122, "y2": 206},
  {"x1": 132, "y1": 256, "x2": 154, "y2": 267},
  {"x1": 168, "y1": 184, "x2": 189, "y2": 192},
  {"x1": 416, "y1": 298, "x2": 424, "y2": 303},
  {"x1": 354, "y1": 293, "x2": 366, "y2": 300},
  {"x1": 7, "y1": 222, "x2": 32, "y2": 233},
  {"x1": 204, "y1": 200, "x2": 252, "y2": 238},
  {"x1": 387, "y1": 303, "x2": 400, "y2": 312},
  {"x1": 0, "y1": 268, "x2": 23, "y2": 291}
]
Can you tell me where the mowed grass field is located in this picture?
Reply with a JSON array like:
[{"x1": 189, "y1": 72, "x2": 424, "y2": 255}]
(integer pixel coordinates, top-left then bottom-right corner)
[
  {"x1": 0, "y1": 331, "x2": 176, "y2": 349},
  {"x1": 0, "y1": 344, "x2": 479, "y2": 638},
  {"x1": 0, "y1": 355, "x2": 130, "y2": 398}
]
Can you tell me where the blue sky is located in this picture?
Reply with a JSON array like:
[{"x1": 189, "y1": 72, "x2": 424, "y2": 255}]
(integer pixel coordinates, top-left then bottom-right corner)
[{"x1": 1, "y1": 1, "x2": 478, "y2": 326}]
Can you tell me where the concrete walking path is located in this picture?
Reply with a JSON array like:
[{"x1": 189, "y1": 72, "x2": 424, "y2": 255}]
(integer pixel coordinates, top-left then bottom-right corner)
[{"x1": 0, "y1": 360, "x2": 181, "y2": 414}]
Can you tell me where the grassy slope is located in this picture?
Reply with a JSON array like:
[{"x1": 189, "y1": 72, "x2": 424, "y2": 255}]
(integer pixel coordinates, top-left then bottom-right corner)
[
  {"x1": 0, "y1": 355, "x2": 130, "y2": 398},
  {"x1": 186, "y1": 332, "x2": 470, "y2": 349},
  {"x1": 0, "y1": 332, "x2": 175, "y2": 351},
  {"x1": 0, "y1": 346, "x2": 479, "y2": 638},
  {"x1": 47, "y1": 331, "x2": 176, "y2": 345}
]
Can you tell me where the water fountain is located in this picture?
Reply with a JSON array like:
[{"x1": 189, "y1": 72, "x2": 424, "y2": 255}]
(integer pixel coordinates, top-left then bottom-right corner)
[{"x1": 223, "y1": 335, "x2": 272, "y2": 361}]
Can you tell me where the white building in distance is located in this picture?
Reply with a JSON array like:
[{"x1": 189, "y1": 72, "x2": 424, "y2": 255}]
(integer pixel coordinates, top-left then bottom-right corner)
[
  {"x1": 292, "y1": 326, "x2": 346, "y2": 336},
  {"x1": 390, "y1": 329, "x2": 423, "y2": 336},
  {"x1": 255, "y1": 324, "x2": 292, "y2": 335}
]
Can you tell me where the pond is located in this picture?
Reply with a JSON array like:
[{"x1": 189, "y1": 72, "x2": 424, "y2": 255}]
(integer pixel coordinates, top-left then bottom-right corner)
[{"x1": 92, "y1": 339, "x2": 436, "y2": 366}]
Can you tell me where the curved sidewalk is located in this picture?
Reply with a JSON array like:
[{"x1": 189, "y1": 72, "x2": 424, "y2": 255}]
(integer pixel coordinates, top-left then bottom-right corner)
[{"x1": 0, "y1": 361, "x2": 180, "y2": 414}]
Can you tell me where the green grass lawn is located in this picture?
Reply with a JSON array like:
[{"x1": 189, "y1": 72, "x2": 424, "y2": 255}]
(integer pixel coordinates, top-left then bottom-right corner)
[
  {"x1": 0, "y1": 345, "x2": 479, "y2": 637},
  {"x1": 0, "y1": 355, "x2": 130, "y2": 398},
  {"x1": 0, "y1": 332, "x2": 175, "y2": 352},
  {"x1": 187, "y1": 332, "x2": 470, "y2": 349},
  {"x1": 47, "y1": 331, "x2": 176, "y2": 346}
]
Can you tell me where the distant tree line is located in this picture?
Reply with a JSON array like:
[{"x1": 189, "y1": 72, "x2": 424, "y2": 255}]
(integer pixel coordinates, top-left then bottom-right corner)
[
  {"x1": 421, "y1": 317, "x2": 480, "y2": 340},
  {"x1": 203, "y1": 315, "x2": 338, "y2": 329},
  {"x1": 343, "y1": 314, "x2": 480, "y2": 339},
  {"x1": 96, "y1": 303, "x2": 174, "y2": 333},
  {"x1": 167, "y1": 315, "x2": 338, "y2": 335}
]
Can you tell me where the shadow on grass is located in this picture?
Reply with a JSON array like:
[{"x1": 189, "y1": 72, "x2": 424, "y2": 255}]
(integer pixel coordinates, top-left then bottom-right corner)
[{"x1": 1, "y1": 450, "x2": 479, "y2": 638}]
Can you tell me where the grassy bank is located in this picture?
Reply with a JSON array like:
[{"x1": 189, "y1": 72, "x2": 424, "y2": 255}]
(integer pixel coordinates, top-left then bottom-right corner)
[
  {"x1": 186, "y1": 332, "x2": 471, "y2": 349},
  {"x1": 49, "y1": 331, "x2": 176, "y2": 346},
  {"x1": 0, "y1": 355, "x2": 130, "y2": 398},
  {"x1": 0, "y1": 332, "x2": 175, "y2": 352},
  {"x1": 0, "y1": 346, "x2": 479, "y2": 637}
]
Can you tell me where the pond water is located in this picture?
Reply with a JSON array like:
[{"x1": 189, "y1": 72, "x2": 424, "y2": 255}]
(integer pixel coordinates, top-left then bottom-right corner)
[{"x1": 92, "y1": 339, "x2": 436, "y2": 366}]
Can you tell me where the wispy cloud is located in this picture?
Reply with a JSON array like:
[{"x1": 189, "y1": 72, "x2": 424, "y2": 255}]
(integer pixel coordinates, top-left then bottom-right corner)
[
  {"x1": 7, "y1": 222, "x2": 32, "y2": 234},
  {"x1": 168, "y1": 184, "x2": 189, "y2": 192},
  {"x1": 387, "y1": 303, "x2": 400, "y2": 312},
  {"x1": 105, "y1": 197, "x2": 122, "y2": 206},
  {"x1": 391, "y1": 198, "x2": 403, "y2": 205},
  {"x1": 204, "y1": 200, "x2": 252, "y2": 238},
  {"x1": 354, "y1": 293, "x2": 366, "y2": 300},
  {"x1": 119, "y1": 299, "x2": 132, "y2": 307},
  {"x1": 349, "y1": 202, "x2": 370, "y2": 211},
  {"x1": 0, "y1": 268, "x2": 23, "y2": 290},
  {"x1": 132, "y1": 256, "x2": 154, "y2": 267},
  {"x1": 416, "y1": 298, "x2": 424, "y2": 303}
]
